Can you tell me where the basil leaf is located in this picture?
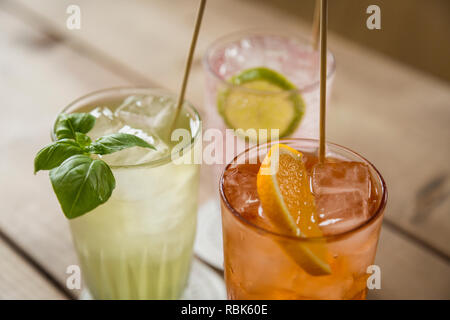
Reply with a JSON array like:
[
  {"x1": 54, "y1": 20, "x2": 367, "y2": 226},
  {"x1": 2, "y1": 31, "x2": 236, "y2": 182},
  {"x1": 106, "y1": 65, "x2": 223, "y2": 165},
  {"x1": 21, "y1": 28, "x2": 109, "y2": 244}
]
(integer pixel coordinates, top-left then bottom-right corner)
[
  {"x1": 75, "y1": 132, "x2": 92, "y2": 149},
  {"x1": 50, "y1": 155, "x2": 115, "y2": 219},
  {"x1": 88, "y1": 133, "x2": 155, "y2": 155},
  {"x1": 34, "y1": 139, "x2": 84, "y2": 173},
  {"x1": 54, "y1": 113, "x2": 96, "y2": 140}
]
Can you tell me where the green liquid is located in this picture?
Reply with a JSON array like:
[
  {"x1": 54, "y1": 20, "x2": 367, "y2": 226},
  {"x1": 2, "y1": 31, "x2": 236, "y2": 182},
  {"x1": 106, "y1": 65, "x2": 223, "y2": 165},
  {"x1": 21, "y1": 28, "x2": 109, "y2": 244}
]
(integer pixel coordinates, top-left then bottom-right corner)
[
  {"x1": 71, "y1": 208, "x2": 196, "y2": 299},
  {"x1": 68, "y1": 90, "x2": 200, "y2": 299}
]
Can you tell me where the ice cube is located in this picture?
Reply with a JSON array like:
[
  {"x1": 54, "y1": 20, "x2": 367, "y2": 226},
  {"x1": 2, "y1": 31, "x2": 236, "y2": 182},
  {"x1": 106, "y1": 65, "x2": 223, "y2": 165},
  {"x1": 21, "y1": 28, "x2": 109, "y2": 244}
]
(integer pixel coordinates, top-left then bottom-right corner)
[
  {"x1": 222, "y1": 163, "x2": 275, "y2": 232},
  {"x1": 119, "y1": 125, "x2": 156, "y2": 145},
  {"x1": 100, "y1": 125, "x2": 170, "y2": 166},
  {"x1": 311, "y1": 162, "x2": 371, "y2": 235},
  {"x1": 223, "y1": 164, "x2": 260, "y2": 216},
  {"x1": 114, "y1": 94, "x2": 176, "y2": 139},
  {"x1": 88, "y1": 106, "x2": 124, "y2": 140},
  {"x1": 89, "y1": 95, "x2": 177, "y2": 166}
]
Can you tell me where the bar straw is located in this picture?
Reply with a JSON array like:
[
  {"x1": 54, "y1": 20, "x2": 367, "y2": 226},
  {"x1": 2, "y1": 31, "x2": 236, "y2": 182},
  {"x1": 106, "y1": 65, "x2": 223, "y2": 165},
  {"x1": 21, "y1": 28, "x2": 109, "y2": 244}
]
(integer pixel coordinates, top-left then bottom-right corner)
[
  {"x1": 312, "y1": 0, "x2": 320, "y2": 50},
  {"x1": 171, "y1": 0, "x2": 207, "y2": 132},
  {"x1": 319, "y1": 0, "x2": 328, "y2": 163}
]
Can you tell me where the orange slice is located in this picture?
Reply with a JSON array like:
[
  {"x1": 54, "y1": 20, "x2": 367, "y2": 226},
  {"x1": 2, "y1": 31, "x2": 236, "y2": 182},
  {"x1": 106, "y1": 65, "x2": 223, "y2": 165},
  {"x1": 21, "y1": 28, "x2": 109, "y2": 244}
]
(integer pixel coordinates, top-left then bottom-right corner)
[{"x1": 256, "y1": 144, "x2": 331, "y2": 275}]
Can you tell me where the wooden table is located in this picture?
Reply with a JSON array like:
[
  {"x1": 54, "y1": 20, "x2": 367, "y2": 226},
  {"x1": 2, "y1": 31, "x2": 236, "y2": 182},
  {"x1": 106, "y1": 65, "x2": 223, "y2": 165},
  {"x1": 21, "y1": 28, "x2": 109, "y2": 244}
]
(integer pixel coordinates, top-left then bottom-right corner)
[{"x1": 1, "y1": 0, "x2": 449, "y2": 299}]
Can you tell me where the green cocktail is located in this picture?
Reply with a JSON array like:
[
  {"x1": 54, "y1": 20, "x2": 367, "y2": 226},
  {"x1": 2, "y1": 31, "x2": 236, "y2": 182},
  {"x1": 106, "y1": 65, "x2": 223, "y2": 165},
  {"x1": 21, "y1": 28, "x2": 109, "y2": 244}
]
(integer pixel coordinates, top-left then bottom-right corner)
[{"x1": 58, "y1": 88, "x2": 201, "y2": 299}]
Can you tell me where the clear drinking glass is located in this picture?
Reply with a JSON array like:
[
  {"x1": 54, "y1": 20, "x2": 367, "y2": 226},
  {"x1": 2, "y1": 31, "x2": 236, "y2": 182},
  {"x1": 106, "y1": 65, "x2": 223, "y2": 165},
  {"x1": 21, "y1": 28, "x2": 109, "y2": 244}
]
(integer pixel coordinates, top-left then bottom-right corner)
[
  {"x1": 220, "y1": 139, "x2": 387, "y2": 300},
  {"x1": 56, "y1": 87, "x2": 201, "y2": 299},
  {"x1": 203, "y1": 30, "x2": 336, "y2": 139}
]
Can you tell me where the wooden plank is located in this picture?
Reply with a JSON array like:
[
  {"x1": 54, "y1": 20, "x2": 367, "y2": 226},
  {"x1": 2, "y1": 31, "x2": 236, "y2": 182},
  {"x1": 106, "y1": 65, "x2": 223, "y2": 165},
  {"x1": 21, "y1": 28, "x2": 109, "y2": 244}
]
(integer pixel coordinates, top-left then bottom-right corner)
[
  {"x1": 0, "y1": 7, "x2": 129, "y2": 298},
  {"x1": 0, "y1": 238, "x2": 66, "y2": 299},
  {"x1": 369, "y1": 228, "x2": 450, "y2": 300},
  {"x1": 328, "y1": 54, "x2": 450, "y2": 259},
  {"x1": 249, "y1": 0, "x2": 450, "y2": 83},
  {"x1": 1, "y1": 0, "x2": 449, "y2": 299},
  {"x1": 10, "y1": 0, "x2": 450, "y2": 258}
]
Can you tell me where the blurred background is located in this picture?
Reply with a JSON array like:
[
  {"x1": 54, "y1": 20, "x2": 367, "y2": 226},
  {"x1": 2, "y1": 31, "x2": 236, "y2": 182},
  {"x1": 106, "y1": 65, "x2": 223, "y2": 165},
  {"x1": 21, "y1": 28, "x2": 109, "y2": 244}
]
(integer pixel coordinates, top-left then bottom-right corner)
[
  {"x1": 255, "y1": 0, "x2": 450, "y2": 81},
  {"x1": 0, "y1": 0, "x2": 449, "y2": 300}
]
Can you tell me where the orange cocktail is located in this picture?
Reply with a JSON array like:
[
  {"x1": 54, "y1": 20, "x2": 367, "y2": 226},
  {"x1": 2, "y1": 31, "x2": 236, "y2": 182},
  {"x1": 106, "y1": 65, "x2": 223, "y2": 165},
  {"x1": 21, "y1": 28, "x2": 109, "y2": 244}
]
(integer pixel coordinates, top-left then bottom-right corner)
[{"x1": 220, "y1": 139, "x2": 387, "y2": 300}]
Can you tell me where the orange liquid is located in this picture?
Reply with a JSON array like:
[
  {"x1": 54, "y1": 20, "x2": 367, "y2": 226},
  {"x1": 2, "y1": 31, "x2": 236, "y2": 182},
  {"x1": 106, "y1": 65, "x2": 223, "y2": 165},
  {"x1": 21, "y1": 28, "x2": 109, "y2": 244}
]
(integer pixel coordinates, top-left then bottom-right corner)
[{"x1": 221, "y1": 152, "x2": 383, "y2": 300}]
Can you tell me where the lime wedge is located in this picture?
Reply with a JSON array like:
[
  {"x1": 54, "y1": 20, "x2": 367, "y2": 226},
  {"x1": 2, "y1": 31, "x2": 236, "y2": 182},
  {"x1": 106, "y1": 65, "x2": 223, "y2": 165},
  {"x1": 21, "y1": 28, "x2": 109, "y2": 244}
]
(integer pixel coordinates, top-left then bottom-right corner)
[{"x1": 218, "y1": 67, "x2": 304, "y2": 141}]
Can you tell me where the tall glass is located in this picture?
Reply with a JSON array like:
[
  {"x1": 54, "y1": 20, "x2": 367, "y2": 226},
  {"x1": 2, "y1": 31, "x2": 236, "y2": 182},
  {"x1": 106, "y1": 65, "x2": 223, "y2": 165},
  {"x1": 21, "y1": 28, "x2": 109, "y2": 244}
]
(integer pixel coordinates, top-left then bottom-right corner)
[
  {"x1": 58, "y1": 88, "x2": 201, "y2": 299},
  {"x1": 220, "y1": 139, "x2": 387, "y2": 300}
]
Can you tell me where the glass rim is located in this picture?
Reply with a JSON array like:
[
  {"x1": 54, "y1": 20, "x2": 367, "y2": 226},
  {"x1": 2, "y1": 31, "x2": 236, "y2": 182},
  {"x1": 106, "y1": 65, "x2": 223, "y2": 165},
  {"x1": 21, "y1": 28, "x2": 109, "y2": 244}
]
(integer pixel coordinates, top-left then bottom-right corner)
[
  {"x1": 52, "y1": 86, "x2": 202, "y2": 169},
  {"x1": 219, "y1": 138, "x2": 388, "y2": 243},
  {"x1": 203, "y1": 28, "x2": 336, "y2": 95}
]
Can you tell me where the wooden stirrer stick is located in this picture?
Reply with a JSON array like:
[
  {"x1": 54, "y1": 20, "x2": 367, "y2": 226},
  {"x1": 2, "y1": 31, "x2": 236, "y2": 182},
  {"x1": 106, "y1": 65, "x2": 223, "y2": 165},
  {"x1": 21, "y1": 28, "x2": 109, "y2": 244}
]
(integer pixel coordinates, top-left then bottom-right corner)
[
  {"x1": 312, "y1": 0, "x2": 320, "y2": 50},
  {"x1": 171, "y1": 0, "x2": 207, "y2": 132},
  {"x1": 319, "y1": 0, "x2": 328, "y2": 163}
]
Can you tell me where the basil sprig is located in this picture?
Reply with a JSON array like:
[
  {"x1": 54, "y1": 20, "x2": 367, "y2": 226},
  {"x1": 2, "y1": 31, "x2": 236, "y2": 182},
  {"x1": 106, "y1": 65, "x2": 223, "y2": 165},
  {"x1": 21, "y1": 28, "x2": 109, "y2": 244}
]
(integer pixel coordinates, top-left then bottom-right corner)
[{"x1": 35, "y1": 113, "x2": 155, "y2": 219}]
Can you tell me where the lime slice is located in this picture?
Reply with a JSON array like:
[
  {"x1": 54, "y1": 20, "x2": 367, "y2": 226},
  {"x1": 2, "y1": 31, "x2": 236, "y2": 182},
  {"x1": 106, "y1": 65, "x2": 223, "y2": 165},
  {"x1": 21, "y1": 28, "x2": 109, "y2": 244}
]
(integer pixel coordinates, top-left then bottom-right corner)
[{"x1": 218, "y1": 67, "x2": 304, "y2": 141}]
